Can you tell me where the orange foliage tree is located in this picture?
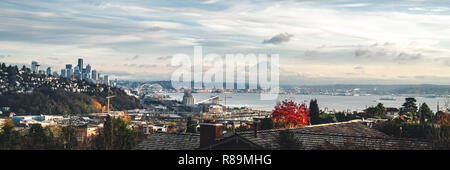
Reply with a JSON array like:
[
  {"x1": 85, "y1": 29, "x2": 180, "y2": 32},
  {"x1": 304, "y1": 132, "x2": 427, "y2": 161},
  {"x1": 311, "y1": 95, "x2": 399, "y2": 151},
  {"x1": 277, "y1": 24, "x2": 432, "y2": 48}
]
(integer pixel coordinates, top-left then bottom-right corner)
[
  {"x1": 122, "y1": 112, "x2": 131, "y2": 124},
  {"x1": 271, "y1": 100, "x2": 310, "y2": 128},
  {"x1": 90, "y1": 98, "x2": 103, "y2": 112}
]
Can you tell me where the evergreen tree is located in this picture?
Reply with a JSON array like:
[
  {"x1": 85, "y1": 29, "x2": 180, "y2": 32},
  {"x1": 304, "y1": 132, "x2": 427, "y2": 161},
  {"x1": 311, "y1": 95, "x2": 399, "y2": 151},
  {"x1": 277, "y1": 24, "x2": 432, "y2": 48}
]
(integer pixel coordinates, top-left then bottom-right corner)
[
  {"x1": 309, "y1": 99, "x2": 320, "y2": 125},
  {"x1": 400, "y1": 98, "x2": 418, "y2": 117},
  {"x1": 419, "y1": 103, "x2": 433, "y2": 123},
  {"x1": 374, "y1": 103, "x2": 387, "y2": 118},
  {"x1": 364, "y1": 103, "x2": 387, "y2": 118},
  {"x1": 186, "y1": 116, "x2": 197, "y2": 133}
]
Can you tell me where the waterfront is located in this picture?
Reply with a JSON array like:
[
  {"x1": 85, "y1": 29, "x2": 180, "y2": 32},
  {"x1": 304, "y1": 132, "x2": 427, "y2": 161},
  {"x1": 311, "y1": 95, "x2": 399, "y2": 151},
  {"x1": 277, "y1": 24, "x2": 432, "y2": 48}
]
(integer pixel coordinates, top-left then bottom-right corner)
[{"x1": 167, "y1": 93, "x2": 448, "y2": 113}]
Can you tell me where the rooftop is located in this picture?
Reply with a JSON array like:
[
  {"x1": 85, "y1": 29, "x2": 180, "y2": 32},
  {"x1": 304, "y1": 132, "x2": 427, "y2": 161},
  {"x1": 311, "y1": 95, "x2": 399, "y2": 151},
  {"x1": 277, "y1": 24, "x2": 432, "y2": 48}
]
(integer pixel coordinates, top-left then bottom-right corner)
[
  {"x1": 135, "y1": 120, "x2": 433, "y2": 150},
  {"x1": 134, "y1": 132, "x2": 200, "y2": 150},
  {"x1": 229, "y1": 121, "x2": 432, "y2": 150}
]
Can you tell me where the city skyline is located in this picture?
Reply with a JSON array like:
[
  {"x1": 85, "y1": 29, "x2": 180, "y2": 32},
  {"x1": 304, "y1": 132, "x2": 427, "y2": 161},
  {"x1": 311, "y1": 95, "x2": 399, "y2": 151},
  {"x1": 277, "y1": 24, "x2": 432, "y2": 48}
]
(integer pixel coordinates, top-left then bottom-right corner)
[
  {"x1": 0, "y1": 0, "x2": 450, "y2": 85},
  {"x1": 26, "y1": 58, "x2": 110, "y2": 85}
]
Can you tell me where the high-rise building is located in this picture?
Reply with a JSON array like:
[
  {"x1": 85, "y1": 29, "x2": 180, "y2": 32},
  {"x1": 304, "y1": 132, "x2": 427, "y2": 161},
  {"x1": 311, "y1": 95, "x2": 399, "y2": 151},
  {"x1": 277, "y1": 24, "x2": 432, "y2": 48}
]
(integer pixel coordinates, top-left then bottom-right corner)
[
  {"x1": 86, "y1": 64, "x2": 91, "y2": 73},
  {"x1": 46, "y1": 67, "x2": 51, "y2": 76},
  {"x1": 82, "y1": 68, "x2": 87, "y2": 79},
  {"x1": 74, "y1": 67, "x2": 81, "y2": 78},
  {"x1": 78, "y1": 58, "x2": 83, "y2": 71},
  {"x1": 91, "y1": 70, "x2": 97, "y2": 80},
  {"x1": 61, "y1": 69, "x2": 66, "y2": 77},
  {"x1": 31, "y1": 61, "x2": 38, "y2": 73},
  {"x1": 67, "y1": 69, "x2": 73, "y2": 78},
  {"x1": 85, "y1": 64, "x2": 91, "y2": 80},
  {"x1": 65, "y1": 64, "x2": 73, "y2": 78},
  {"x1": 104, "y1": 75, "x2": 109, "y2": 85},
  {"x1": 52, "y1": 71, "x2": 58, "y2": 77}
]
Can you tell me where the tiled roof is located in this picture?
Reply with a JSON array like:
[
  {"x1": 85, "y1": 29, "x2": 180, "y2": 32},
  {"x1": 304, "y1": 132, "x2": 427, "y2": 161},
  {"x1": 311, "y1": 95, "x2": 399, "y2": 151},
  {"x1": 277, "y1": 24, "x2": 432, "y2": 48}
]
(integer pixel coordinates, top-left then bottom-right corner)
[
  {"x1": 236, "y1": 121, "x2": 432, "y2": 150},
  {"x1": 134, "y1": 132, "x2": 200, "y2": 150}
]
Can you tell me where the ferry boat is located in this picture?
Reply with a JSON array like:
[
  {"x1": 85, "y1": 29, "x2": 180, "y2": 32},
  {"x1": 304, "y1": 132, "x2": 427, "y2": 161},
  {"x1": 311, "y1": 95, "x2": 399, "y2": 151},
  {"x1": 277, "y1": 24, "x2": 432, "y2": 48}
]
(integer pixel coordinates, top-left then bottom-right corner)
[{"x1": 378, "y1": 97, "x2": 396, "y2": 101}]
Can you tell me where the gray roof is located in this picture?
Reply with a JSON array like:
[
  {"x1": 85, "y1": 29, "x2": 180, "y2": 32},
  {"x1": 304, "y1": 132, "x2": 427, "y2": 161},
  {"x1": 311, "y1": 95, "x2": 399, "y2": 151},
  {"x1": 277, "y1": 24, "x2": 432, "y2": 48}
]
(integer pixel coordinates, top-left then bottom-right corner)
[
  {"x1": 236, "y1": 121, "x2": 432, "y2": 150},
  {"x1": 134, "y1": 132, "x2": 200, "y2": 150},
  {"x1": 136, "y1": 121, "x2": 433, "y2": 150}
]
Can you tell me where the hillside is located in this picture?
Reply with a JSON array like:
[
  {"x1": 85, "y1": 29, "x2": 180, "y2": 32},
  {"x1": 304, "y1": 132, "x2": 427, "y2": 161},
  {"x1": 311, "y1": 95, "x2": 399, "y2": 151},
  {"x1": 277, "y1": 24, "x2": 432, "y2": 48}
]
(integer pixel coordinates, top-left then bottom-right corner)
[{"x1": 0, "y1": 63, "x2": 142, "y2": 115}]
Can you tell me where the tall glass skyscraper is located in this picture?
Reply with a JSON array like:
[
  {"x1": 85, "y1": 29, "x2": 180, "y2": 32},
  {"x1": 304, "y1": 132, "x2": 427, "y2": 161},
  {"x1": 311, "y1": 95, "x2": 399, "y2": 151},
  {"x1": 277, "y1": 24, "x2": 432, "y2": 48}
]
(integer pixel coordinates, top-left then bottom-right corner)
[
  {"x1": 65, "y1": 64, "x2": 72, "y2": 78},
  {"x1": 61, "y1": 69, "x2": 66, "y2": 77},
  {"x1": 104, "y1": 75, "x2": 109, "y2": 85},
  {"x1": 78, "y1": 58, "x2": 83, "y2": 71},
  {"x1": 46, "y1": 67, "x2": 51, "y2": 76},
  {"x1": 86, "y1": 64, "x2": 91, "y2": 73},
  {"x1": 92, "y1": 70, "x2": 97, "y2": 80},
  {"x1": 31, "y1": 61, "x2": 38, "y2": 73}
]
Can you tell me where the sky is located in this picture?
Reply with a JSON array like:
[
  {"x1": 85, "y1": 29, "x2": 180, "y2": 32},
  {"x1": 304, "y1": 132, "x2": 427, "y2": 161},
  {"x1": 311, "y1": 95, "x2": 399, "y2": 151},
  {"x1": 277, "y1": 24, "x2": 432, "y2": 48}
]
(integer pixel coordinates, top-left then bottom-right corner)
[{"x1": 0, "y1": 0, "x2": 450, "y2": 85}]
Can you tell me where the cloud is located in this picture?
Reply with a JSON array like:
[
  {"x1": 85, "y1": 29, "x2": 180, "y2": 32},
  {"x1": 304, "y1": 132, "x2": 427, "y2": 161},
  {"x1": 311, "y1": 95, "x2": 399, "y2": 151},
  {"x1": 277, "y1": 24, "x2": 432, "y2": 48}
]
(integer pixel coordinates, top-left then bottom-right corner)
[
  {"x1": 144, "y1": 26, "x2": 162, "y2": 32},
  {"x1": 353, "y1": 48, "x2": 389, "y2": 58},
  {"x1": 435, "y1": 58, "x2": 450, "y2": 67},
  {"x1": 123, "y1": 63, "x2": 157, "y2": 68},
  {"x1": 263, "y1": 33, "x2": 294, "y2": 44},
  {"x1": 351, "y1": 43, "x2": 425, "y2": 64},
  {"x1": 138, "y1": 64, "x2": 157, "y2": 68},
  {"x1": 338, "y1": 3, "x2": 372, "y2": 8},
  {"x1": 408, "y1": 7, "x2": 426, "y2": 11},
  {"x1": 157, "y1": 55, "x2": 172, "y2": 60},
  {"x1": 0, "y1": 54, "x2": 11, "y2": 58},
  {"x1": 445, "y1": 60, "x2": 450, "y2": 67},
  {"x1": 354, "y1": 66, "x2": 364, "y2": 70},
  {"x1": 1, "y1": 0, "x2": 450, "y2": 84},
  {"x1": 131, "y1": 55, "x2": 140, "y2": 60},
  {"x1": 408, "y1": 7, "x2": 450, "y2": 12},
  {"x1": 47, "y1": 57, "x2": 59, "y2": 61},
  {"x1": 393, "y1": 52, "x2": 423, "y2": 64},
  {"x1": 123, "y1": 63, "x2": 137, "y2": 67},
  {"x1": 354, "y1": 49, "x2": 371, "y2": 58},
  {"x1": 194, "y1": 0, "x2": 220, "y2": 4},
  {"x1": 304, "y1": 50, "x2": 319, "y2": 58}
]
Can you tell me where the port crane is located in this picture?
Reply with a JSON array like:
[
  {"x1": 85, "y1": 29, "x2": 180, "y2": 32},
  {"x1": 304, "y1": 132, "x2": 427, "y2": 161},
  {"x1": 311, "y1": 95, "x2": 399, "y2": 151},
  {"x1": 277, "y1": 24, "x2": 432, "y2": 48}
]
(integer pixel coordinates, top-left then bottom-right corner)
[{"x1": 106, "y1": 95, "x2": 116, "y2": 113}]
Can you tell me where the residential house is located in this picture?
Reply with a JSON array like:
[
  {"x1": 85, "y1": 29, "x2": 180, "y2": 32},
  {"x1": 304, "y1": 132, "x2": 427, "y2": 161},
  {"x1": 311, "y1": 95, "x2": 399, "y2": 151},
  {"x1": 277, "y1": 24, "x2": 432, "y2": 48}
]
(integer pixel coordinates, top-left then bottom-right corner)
[{"x1": 386, "y1": 107, "x2": 400, "y2": 118}]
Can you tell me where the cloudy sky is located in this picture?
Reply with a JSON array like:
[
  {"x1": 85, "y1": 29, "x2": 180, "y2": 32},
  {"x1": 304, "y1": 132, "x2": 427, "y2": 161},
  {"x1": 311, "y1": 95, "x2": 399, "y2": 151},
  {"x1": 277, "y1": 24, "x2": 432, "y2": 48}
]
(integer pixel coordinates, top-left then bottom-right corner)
[{"x1": 1, "y1": 0, "x2": 450, "y2": 85}]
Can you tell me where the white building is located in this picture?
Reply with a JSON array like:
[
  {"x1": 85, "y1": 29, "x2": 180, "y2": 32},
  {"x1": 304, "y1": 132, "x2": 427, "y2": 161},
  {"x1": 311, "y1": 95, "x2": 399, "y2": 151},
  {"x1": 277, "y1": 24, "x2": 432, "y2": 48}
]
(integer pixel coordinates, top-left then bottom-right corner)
[{"x1": 182, "y1": 90, "x2": 195, "y2": 106}]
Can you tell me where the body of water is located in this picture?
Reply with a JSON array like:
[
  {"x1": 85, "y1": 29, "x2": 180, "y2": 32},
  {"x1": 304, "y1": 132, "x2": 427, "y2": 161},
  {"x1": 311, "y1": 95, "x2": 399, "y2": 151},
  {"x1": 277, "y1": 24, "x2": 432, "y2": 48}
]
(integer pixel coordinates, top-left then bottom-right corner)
[{"x1": 166, "y1": 93, "x2": 448, "y2": 113}]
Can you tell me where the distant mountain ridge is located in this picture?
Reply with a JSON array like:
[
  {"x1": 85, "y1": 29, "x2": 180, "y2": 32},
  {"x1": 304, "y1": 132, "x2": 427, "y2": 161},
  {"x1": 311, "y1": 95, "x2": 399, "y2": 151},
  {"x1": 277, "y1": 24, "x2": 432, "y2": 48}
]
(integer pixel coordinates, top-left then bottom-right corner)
[{"x1": 115, "y1": 78, "x2": 450, "y2": 95}]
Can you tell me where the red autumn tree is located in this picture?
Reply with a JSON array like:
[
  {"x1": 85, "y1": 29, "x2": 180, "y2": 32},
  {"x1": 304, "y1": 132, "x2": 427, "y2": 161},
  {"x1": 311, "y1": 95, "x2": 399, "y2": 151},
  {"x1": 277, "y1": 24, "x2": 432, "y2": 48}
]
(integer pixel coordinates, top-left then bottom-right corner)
[
  {"x1": 271, "y1": 100, "x2": 310, "y2": 128},
  {"x1": 436, "y1": 114, "x2": 450, "y2": 126}
]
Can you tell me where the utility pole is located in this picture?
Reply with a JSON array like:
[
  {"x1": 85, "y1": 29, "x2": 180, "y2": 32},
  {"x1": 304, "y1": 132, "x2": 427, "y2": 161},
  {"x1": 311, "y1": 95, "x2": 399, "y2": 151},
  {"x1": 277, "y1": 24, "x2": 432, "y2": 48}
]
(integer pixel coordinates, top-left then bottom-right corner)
[
  {"x1": 223, "y1": 94, "x2": 231, "y2": 112},
  {"x1": 105, "y1": 87, "x2": 116, "y2": 149}
]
